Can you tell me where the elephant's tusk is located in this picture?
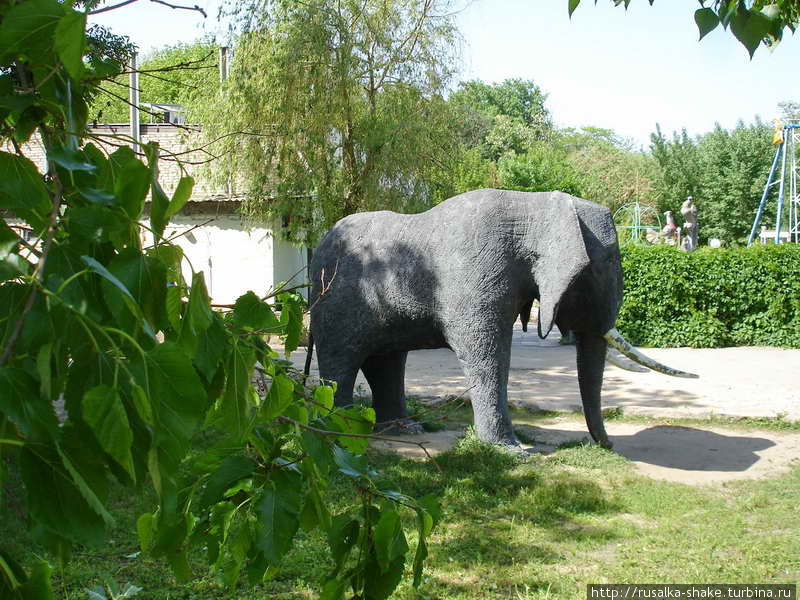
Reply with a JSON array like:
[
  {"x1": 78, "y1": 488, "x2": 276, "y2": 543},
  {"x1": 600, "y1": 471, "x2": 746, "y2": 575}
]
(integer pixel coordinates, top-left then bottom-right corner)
[
  {"x1": 605, "y1": 349, "x2": 650, "y2": 373},
  {"x1": 603, "y1": 328, "x2": 699, "y2": 379}
]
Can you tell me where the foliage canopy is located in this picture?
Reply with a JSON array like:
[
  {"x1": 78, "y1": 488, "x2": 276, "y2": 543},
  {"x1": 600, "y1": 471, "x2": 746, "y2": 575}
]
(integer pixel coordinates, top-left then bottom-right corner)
[
  {"x1": 568, "y1": 0, "x2": 799, "y2": 57},
  {"x1": 198, "y1": 0, "x2": 461, "y2": 243},
  {"x1": 0, "y1": 1, "x2": 439, "y2": 597}
]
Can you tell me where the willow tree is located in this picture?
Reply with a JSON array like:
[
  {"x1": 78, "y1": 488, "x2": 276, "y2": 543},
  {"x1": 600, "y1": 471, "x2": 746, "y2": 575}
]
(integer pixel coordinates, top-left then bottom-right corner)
[{"x1": 201, "y1": 0, "x2": 461, "y2": 242}]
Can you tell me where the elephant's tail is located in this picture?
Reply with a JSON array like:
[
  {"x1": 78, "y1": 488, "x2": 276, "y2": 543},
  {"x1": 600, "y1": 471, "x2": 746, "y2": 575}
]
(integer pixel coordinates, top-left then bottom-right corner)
[{"x1": 303, "y1": 331, "x2": 314, "y2": 380}]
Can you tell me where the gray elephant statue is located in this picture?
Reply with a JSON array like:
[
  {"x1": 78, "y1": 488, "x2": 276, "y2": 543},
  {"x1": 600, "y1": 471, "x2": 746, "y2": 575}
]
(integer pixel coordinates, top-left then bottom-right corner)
[{"x1": 308, "y1": 189, "x2": 696, "y2": 449}]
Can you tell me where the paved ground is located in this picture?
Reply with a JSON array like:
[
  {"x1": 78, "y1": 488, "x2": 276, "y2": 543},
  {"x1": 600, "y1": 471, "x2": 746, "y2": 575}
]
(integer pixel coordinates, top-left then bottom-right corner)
[{"x1": 288, "y1": 325, "x2": 800, "y2": 485}]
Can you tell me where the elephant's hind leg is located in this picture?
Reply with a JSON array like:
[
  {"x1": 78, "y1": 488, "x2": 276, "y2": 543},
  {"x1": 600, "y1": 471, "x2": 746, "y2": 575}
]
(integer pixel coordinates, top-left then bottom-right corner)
[
  {"x1": 361, "y1": 352, "x2": 418, "y2": 432},
  {"x1": 317, "y1": 348, "x2": 360, "y2": 408}
]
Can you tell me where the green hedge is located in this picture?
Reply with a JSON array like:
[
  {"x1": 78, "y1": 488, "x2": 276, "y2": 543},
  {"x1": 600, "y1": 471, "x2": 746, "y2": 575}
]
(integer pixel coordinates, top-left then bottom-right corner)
[{"x1": 617, "y1": 244, "x2": 800, "y2": 348}]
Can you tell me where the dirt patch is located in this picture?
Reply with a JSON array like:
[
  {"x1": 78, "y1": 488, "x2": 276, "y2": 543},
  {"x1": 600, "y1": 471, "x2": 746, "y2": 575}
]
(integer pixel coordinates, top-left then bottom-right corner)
[{"x1": 371, "y1": 421, "x2": 800, "y2": 486}]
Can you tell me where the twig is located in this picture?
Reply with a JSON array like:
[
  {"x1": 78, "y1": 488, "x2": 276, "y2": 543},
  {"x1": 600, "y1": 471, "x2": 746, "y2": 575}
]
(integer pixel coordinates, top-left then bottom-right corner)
[
  {"x1": 89, "y1": 0, "x2": 207, "y2": 17},
  {"x1": 373, "y1": 386, "x2": 474, "y2": 434},
  {"x1": 150, "y1": 0, "x2": 207, "y2": 18},
  {"x1": 88, "y1": 0, "x2": 139, "y2": 15}
]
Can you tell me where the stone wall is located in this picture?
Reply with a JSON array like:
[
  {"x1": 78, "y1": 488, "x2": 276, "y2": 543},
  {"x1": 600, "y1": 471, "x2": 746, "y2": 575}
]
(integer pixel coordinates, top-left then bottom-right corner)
[{"x1": 9, "y1": 123, "x2": 225, "y2": 199}]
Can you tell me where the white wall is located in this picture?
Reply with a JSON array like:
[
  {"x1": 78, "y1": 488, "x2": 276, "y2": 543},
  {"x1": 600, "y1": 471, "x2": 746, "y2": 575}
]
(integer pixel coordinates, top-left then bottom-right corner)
[{"x1": 143, "y1": 214, "x2": 308, "y2": 305}]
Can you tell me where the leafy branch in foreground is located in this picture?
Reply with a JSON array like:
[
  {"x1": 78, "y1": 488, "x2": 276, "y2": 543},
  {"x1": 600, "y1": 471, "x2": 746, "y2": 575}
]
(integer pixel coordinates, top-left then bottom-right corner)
[
  {"x1": 568, "y1": 0, "x2": 798, "y2": 58},
  {"x1": 0, "y1": 1, "x2": 439, "y2": 598}
]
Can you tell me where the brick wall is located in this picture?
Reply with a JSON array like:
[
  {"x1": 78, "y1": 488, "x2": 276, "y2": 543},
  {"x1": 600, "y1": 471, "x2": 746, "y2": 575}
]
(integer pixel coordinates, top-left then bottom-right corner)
[{"x1": 8, "y1": 123, "x2": 225, "y2": 200}]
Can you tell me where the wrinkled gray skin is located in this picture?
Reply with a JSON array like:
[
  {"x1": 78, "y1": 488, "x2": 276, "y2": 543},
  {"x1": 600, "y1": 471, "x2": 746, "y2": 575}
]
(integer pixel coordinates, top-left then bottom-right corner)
[{"x1": 309, "y1": 189, "x2": 622, "y2": 449}]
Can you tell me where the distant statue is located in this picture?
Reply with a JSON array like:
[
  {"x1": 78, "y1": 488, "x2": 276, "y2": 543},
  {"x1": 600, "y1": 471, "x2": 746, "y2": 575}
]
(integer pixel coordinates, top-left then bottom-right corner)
[
  {"x1": 662, "y1": 211, "x2": 680, "y2": 246},
  {"x1": 680, "y1": 196, "x2": 698, "y2": 251}
]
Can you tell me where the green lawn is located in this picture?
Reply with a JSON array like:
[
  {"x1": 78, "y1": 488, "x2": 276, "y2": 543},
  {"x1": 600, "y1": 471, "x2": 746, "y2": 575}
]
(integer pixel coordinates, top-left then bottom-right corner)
[{"x1": 2, "y1": 410, "x2": 798, "y2": 599}]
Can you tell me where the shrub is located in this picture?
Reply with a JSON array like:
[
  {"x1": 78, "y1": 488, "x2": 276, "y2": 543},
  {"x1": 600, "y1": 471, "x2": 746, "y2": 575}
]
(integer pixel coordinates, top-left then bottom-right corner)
[{"x1": 617, "y1": 244, "x2": 800, "y2": 348}]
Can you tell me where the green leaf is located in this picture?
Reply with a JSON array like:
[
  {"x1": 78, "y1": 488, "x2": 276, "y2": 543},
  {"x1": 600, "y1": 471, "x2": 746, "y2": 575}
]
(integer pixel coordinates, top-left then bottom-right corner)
[
  {"x1": 137, "y1": 513, "x2": 156, "y2": 553},
  {"x1": 261, "y1": 374, "x2": 295, "y2": 420},
  {"x1": 313, "y1": 385, "x2": 334, "y2": 412},
  {"x1": 111, "y1": 149, "x2": 150, "y2": 219},
  {"x1": 300, "y1": 429, "x2": 333, "y2": 476},
  {"x1": 129, "y1": 342, "x2": 207, "y2": 475},
  {"x1": 166, "y1": 176, "x2": 194, "y2": 219},
  {"x1": 17, "y1": 559, "x2": 55, "y2": 600},
  {"x1": 694, "y1": 7, "x2": 720, "y2": 40},
  {"x1": 49, "y1": 147, "x2": 96, "y2": 172},
  {"x1": 332, "y1": 446, "x2": 370, "y2": 479},
  {"x1": 0, "y1": 152, "x2": 51, "y2": 232},
  {"x1": 232, "y1": 291, "x2": 280, "y2": 331},
  {"x1": 19, "y1": 446, "x2": 107, "y2": 549},
  {"x1": 194, "y1": 313, "x2": 228, "y2": 382},
  {"x1": 410, "y1": 497, "x2": 440, "y2": 588},
  {"x1": 54, "y1": 9, "x2": 86, "y2": 80},
  {"x1": 67, "y1": 206, "x2": 126, "y2": 245},
  {"x1": 198, "y1": 455, "x2": 256, "y2": 510},
  {"x1": 0, "y1": 0, "x2": 64, "y2": 65},
  {"x1": 56, "y1": 443, "x2": 115, "y2": 528},
  {"x1": 327, "y1": 514, "x2": 359, "y2": 571},
  {"x1": 179, "y1": 271, "x2": 214, "y2": 356},
  {"x1": 0, "y1": 367, "x2": 59, "y2": 440},
  {"x1": 144, "y1": 142, "x2": 170, "y2": 239},
  {"x1": 82, "y1": 385, "x2": 135, "y2": 479},
  {"x1": 220, "y1": 342, "x2": 256, "y2": 440},
  {"x1": 568, "y1": 0, "x2": 580, "y2": 18},
  {"x1": 730, "y1": 8, "x2": 772, "y2": 58},
  {"x1": 0, "y1": 220, "x2": 31, "y2": 281},
  {"x1": 319, "y1": 578, "x2": 346, "y2": 600},
  {"x1": 333, "y1": 406, "x2": 374, "y2": 454},
  {"x1": 364, "y1": 553, "x2": 405, "y2": 600},
  {"x1": 130, "y1": 384, "x2": 153, "y2": 427},
  {"x1": 417, "y1": 494, "x2": 442, "y2": 531},
  {"x1": 277, "y1": 292, "x2": 305, "y2": 354},
  {"x1": 254, "y1": 470, "x2": 302, "y2": 564},
  {"x1": 372, "y1": 509, "x2": 409, "y2": 573}
]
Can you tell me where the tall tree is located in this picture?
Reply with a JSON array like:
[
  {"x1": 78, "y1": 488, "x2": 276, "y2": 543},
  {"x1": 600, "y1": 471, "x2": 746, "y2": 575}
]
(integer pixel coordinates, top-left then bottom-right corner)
[
  {"x1": 562, "y1": 129, "x2": 662, "y2": 216},
  {"x1": 199, "y1": 0, "x2": 461, "y2": 242},
  {"x1": 448, "y1": 78, "x2": 553, "y2": 159},
  {"x1": 649, "y1": 125, "x2": 702, "y2": 216},
  {"x1": 649, "y1": 119, "x2": 775, "y2": 243},
  {"x1": 695, "y1": 119, "x2": 775, "y2": 243},
  {"x1": 567, "y1": 0, "x2": 799, "y2": 57},
  {"x1": 88, "y1": 40, "x2": 218, "y2": 123}
]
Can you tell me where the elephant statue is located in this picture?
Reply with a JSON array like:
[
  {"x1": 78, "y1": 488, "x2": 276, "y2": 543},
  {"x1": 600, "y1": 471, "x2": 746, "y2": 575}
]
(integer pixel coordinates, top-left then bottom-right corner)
[{"x1": 308, "y1": 189, "x2": 696, "y2": 449}]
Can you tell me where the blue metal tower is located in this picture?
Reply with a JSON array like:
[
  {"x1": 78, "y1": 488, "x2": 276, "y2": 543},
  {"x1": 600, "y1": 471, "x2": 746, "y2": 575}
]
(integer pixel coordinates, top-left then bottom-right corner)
[{"x1": 747, "y1": 120, "x2": 800, "y2": 247}]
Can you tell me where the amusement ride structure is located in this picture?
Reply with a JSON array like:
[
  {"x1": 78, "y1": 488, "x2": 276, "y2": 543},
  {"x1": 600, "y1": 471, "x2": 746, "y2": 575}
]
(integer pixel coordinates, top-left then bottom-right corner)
[{"x1": 747, "y1": 119, "x2": 800, "y2": 246}]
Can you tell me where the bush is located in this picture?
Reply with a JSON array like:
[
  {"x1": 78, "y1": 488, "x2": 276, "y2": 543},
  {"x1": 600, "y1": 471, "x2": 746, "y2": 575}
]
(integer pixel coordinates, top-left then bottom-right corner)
[{"x1": 617, "y1": 244, "x2": 800, "y2": 348}]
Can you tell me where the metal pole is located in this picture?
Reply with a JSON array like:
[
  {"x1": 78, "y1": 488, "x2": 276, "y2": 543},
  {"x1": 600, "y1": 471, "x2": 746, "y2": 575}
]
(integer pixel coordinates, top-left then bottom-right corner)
[
  {"x1": 747, "y1": 142, "x2": 783, "y2": 247},
  {"x1": 790, "y1": 130, "x2": 798, "y2": 243},
  {"x1": 219, "y1": 46, "x2": 233, "y2": 198},
  {"x1": 775, "y1": 128, "x2": 789, "y2": 244},
  {"x1": 219, "y1": 46, "x2": 229, "y2": 82},
  {"x1": 129, "y1": 53, "x2": 140, "y2": 154}
]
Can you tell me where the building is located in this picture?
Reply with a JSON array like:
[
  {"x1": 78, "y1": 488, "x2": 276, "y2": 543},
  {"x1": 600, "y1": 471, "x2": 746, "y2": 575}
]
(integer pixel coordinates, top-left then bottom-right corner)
[{"x1": 5, "y1": 123, "x2": 308, "y2": 304}]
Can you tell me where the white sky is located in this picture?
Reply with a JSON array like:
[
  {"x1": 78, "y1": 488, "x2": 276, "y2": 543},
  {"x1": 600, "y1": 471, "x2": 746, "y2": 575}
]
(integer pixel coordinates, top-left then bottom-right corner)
[{"x1": 91, "y1": 0, "x2": 800, "y2": 148}]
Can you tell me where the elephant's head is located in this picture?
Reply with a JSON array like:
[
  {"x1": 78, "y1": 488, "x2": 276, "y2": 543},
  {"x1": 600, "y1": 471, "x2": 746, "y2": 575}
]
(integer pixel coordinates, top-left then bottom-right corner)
[{"x1": 514, "y1": 191, "x2": 696, "y2": 448}]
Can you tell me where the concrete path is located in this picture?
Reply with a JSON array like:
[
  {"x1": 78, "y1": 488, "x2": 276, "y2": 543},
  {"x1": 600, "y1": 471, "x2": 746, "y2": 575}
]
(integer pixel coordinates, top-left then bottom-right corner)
[
  {"x1": 287, "y1": 326, "x2": 800, "y2": 486},
  {"x1": 291, "y1": 324, "x2": 800, "y2": 420}
]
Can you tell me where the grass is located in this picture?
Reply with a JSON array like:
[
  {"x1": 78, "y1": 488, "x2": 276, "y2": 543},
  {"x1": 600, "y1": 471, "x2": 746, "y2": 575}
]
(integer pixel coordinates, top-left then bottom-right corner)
[{"x1": 2, "y1": 410, "x2": 799, "y2": 599}]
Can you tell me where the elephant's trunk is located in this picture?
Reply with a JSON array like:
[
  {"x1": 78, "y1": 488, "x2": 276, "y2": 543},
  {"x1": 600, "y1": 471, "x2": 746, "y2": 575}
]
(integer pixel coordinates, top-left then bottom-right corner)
[
  {"x1": 575, "y1": 332, "x2": 612, "y2": 449},
  {"x1": 604, "y1": 328, "x2": 698, "y2": 378}
]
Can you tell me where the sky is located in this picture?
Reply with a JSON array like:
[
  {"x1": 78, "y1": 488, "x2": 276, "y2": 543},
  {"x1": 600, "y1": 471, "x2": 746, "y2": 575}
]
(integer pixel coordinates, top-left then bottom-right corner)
[{"x1": 90, "y1": 0, "x2": 800, "y2": 149}]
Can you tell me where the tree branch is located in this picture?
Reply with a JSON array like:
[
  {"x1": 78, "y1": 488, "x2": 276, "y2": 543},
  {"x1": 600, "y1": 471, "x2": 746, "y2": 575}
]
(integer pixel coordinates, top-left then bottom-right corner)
[{"x1": 89, "y1": 0, "x2": 207, "y2": 17}]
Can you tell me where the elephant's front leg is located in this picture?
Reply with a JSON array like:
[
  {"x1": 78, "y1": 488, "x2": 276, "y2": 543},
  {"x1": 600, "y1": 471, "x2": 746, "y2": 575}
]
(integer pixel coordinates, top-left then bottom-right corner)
[
  {"x1": 575, "y1": 332, "x2": 612, "y2": 449},
  {"x1": 451, "y1": 327, "x2": 518, "y2": 448}
]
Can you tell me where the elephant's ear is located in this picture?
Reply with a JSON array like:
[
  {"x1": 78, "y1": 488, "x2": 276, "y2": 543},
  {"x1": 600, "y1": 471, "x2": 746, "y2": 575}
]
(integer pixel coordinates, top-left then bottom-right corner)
[{"x1": 536, "y1": 194, "x2": 590, "y2": 339}]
